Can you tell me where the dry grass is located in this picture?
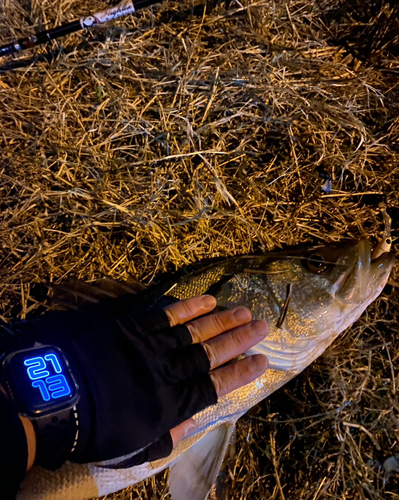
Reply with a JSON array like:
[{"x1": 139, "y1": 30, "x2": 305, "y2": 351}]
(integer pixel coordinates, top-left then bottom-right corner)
[{"x1": 1, "y1": 0, "x2": 399, "y2": 498}]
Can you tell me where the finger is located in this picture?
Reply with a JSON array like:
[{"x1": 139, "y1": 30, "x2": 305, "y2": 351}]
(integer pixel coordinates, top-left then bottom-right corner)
[
  {"x1": 164, "y1": 319, "x2": 268, "y2": 381},
  {"x1": 164, "y1": 295, "x2": 217, "y2": 327},
  {"x1": 203, "y1": 320, "x2": 269, "y2": 369},
  {"x1": 185, "y1": 306, "x2": 252, "y2": 343},
  {"x1": 170, "y1": 418, "x2": 196, "y2": 449},
  {"x1": 210, "y1": 354, "x2": 268, "y2": 398}
]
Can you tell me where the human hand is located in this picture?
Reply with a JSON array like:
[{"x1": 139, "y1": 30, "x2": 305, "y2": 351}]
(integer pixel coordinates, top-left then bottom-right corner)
[
  {"x1": 163, "y1": 295, "x2": 268, "y2": 450},
  {"x1": 12, "y1": 290, "x2": 269, "y2": 469}
]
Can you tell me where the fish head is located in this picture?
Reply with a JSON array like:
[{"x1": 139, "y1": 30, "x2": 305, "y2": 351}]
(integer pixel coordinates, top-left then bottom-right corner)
[
  {"x1": 213, "y1": 240, "x2": 395, "y2": 371},
  {"x1": 276, "y1": 239, "x2": 394, "y2": 338}
]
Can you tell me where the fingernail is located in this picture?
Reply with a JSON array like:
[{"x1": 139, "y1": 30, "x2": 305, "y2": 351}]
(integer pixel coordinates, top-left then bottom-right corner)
[
  {"x1": 233, "y1": 307, "x2": 251, "y2": 322},
  {"x1": 251, "y1": 354, "x2": 268, "y2": 373},
  {"x1": 201, "y1": 295, "x2": 216, "y2": 308},
  {"x1": 184, "y1": 420, "x2": 196, "y2": 437},
  {"x1": 250, "y1": 320, "x2": 269, "y2": 337}
]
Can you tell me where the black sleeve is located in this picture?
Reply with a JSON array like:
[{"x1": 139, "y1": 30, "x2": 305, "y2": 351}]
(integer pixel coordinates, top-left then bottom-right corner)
[{"x1": 0, "y1": 391, "x2": 28, "y2": 500}]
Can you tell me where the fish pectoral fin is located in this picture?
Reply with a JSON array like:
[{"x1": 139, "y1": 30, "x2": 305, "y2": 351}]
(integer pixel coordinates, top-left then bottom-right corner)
[{"x1": 169, "y1": 423, "x2": 235, "y2": 500}]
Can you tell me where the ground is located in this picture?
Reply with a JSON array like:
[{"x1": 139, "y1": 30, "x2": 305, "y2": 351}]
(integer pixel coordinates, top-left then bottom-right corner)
[{"x1": 1, "y1": 0, "x2": 399, "y2": 498}]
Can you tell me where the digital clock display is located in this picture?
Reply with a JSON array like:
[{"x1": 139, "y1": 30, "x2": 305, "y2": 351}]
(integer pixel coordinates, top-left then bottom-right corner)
[{"x1": 3, "y1": 346, "x2": 78, "y2": 415}]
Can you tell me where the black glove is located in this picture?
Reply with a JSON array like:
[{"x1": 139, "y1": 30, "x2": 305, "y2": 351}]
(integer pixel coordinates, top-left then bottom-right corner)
[{"x1": 14, "y1": 292, "x2": 217, "y2": 467}]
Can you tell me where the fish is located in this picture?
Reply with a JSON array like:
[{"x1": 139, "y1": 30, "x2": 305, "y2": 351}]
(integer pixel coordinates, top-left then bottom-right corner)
[{"x1": 17, "y1": 239, "x2": 395, "y2": 500}]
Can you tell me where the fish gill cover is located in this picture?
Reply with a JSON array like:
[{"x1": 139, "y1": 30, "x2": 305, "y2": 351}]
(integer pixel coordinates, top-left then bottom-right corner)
[{"x1": 0, "y1": 0, "x2": 399, "y2": 499}]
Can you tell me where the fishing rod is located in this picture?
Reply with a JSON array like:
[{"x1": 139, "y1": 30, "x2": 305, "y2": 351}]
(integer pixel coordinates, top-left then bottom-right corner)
[{"x1": 0, "y1": 0, "x2": 162, "y2": 58}]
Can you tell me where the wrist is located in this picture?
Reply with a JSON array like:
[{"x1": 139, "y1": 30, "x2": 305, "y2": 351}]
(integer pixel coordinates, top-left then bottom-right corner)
[
  {"x1": 0, "y1": 384, "x2": 36, "y2": 471},
  {"x1": 19, "y1": 416, "x2": 36, "y2": 470}
]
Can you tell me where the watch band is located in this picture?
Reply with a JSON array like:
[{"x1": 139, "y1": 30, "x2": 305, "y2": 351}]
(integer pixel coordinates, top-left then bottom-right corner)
[{"x1": 33, "y1": 405, "x2": 80, "y2": 469}]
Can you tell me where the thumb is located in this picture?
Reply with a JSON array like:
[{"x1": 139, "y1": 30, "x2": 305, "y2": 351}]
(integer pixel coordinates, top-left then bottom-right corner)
[{"x1": 170, "y1": 418, "x2": 196, "y2": 449}]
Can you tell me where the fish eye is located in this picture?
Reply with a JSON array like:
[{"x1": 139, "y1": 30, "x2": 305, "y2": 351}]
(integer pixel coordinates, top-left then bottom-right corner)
[{"x1": 302, "y1": 253, "x2": 330, "y2": 274}]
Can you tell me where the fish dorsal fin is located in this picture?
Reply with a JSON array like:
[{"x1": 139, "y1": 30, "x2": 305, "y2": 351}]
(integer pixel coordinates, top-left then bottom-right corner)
[{"x1": 169, "y1": 423, "x2": 235, "y2": 500}]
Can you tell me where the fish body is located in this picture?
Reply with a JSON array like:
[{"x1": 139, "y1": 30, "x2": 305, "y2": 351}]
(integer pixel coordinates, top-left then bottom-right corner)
[{"x1": 18, "y1": 240, "x2": 395, "y2": 500}]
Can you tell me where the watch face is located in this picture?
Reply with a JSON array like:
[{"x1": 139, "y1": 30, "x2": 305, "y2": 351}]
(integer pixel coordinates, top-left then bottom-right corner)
[{"x1": 3, "y1": 346, "x2": 79, "y2": 417}]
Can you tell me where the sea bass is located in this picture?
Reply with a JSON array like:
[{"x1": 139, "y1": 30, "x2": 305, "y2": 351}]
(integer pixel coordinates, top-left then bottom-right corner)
[{"x1": 18, "y1": 240, "x2": 395, "y2": 500}]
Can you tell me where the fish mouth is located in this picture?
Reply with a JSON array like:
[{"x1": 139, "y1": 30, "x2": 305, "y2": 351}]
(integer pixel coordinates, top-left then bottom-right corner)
[
  {"x1": 330, "y1": 240, "x2": 369, "y2": 302},
  {"x1": 335, "y1": 239, "x2": 394, "y2": 303},
  {"x1": 357, "y1": 239, "x2": 372, "y2": 301},
  {"x1": 358, "y1": 239, "x2": 395, "y2": 302}
]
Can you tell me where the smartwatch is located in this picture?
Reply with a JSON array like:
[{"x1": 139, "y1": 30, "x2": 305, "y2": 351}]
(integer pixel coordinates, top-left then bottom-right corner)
[{"x1": 1, "y1": 345, "x2": 81, "y2": 469}]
